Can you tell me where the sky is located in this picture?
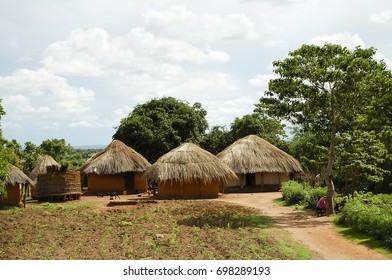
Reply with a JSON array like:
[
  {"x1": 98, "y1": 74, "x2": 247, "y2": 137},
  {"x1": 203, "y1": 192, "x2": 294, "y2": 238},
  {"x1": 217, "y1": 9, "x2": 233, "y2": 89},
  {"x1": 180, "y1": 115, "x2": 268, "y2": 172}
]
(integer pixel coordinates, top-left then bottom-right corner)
[{"x1": 1, "y1": 0, "x2": 391, "y2": 147}]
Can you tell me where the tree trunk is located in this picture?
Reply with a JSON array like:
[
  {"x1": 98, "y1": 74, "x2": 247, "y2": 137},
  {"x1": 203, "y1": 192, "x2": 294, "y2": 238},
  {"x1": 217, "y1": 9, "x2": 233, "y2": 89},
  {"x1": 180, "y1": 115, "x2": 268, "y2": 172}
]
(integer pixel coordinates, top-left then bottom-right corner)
[{"x1": 326, "y1": 117, "x2": 337, "y2": 215}]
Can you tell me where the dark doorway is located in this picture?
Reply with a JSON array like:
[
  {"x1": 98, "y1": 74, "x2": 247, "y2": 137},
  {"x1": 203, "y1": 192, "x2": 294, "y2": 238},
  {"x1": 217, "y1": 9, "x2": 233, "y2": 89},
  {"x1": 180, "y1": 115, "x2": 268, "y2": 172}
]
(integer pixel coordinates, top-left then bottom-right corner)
[
  {"x1": 246, "y1": 173, "x2": 256, "y2": 186},
  {"x1": 124, "y1": 172, "x2": 134, "y2": 194}
]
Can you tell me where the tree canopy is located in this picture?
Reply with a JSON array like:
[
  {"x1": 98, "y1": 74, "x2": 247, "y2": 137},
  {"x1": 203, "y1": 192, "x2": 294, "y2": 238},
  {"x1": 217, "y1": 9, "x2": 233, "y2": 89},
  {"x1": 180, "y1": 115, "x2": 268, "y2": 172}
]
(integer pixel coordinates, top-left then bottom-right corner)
[
  {"x1": 0, "y1": 98, "x2": 9, "y2": 198},
  {"x1": 113, "y1": 97, "x2": 208, "y2": 163},
  {"x1": 258, "y1": 43, "x2": 392, "y2": 213}
]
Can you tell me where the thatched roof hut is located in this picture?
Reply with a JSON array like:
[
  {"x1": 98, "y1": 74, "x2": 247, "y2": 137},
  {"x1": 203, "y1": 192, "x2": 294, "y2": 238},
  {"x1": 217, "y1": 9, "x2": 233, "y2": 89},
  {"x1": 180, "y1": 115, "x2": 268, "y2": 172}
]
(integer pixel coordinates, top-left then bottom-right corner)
[
  {"x1": 5, "y1": 165, "x2": 34, "y2": 186},
  {"x1": 217, "y1": 135, "x2": 303, "y2": 191},
  {"x1": 29, "y1": 155, "x2": 61, "y2": 182},
  {"x1": 1, "y1": 165, "x2": 33, "y2": 207},
  {"x1": 145, "y1": 143, "x2": 237, "y2": 198},
  {"x1": 81, "y1": 140, "x2": 151, "y2": 194}
]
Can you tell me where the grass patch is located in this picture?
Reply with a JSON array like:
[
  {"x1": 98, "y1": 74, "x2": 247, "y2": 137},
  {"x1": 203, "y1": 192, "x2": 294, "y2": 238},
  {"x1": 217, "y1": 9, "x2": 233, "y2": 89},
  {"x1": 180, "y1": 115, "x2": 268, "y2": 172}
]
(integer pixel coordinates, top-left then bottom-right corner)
[
  {"x1": 273, "y1": 197, "x2": 306, "y2": 211},
  {"x1": 334, "y1": 223, "x2": 392, "y2": 259},
  {"x1": 0, "y1": 200, "x2": 310, "y2": 260}
]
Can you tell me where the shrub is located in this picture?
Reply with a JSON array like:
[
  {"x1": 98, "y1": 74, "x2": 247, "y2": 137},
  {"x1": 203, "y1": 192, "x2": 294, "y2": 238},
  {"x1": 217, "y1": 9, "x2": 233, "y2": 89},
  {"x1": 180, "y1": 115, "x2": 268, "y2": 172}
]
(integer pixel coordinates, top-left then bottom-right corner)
[
  {"x1": 337, "y1": 193, "x2": 392, "y2": 249},
  {"x1": 281, "y1": 181, "x2": 327, "y2": 209},
  {"x1": 281, "y1": 181, "x2": 308, "y2": 205},
  {"x1": 304, "y1": 187, "x2": 327, "y2": 209}
]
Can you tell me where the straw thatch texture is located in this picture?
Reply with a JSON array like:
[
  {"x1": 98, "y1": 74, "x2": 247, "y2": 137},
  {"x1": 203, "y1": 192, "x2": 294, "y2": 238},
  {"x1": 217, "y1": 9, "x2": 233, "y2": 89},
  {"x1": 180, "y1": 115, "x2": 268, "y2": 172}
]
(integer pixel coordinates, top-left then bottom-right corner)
[
  {"x1": 1, "y1": 165, "x2": 33, "y2": 207},
  {"x1": 37, "y1": 170, "x2": 81, "y2": 199},
  {"x1": 29, "y1": 155, "x2": 61, "y2": 182},
  {"x1": 5, "y1": 165, "x2": 34, "y2": 186},
  {"x1": 145, "y1": 143, "x2": 237, "y2": 184},
  {"x1": 217, "y1": 135, "x2": 303, "y2": 174},
  {"x1": 81, "y1": 140, "x2": 151, "y2": 175}
]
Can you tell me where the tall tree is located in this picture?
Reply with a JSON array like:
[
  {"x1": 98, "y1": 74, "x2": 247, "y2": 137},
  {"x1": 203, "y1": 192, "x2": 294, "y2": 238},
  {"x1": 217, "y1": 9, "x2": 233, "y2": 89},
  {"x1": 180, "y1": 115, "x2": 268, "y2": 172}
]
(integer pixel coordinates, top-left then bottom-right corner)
[
  {"x1": 230, "y1": 112, "x2": 286, "y2": 146},
  {"x1": 22, "y1": 142, "x2": 42, "y2": 172},
  {"x1": 113, "y1": 97, "x2": 208, "y2": 163},
  {"x1": 335, "y1": 130, "x2": 388, "y2": 196},
  {"x1": 39, "y1": 138, "x2": 73, "y2": 164},
  {"x1": 0, "y1": 98, "x2": 9, "y2": 198},
  {"x1": 200, "y1": 125, "x2": 231, "y2": 155},
  {"x1": 258, "y1": 44, "x2": 392, "y2": 214}
]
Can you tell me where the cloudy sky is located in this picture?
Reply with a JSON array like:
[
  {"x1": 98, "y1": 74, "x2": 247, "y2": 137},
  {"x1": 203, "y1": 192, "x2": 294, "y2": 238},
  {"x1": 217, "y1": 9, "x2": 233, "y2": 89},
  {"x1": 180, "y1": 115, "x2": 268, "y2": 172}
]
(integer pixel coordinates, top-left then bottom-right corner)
[{"x1": 1, "y1": 0, "x2": 391, "y2": 147}]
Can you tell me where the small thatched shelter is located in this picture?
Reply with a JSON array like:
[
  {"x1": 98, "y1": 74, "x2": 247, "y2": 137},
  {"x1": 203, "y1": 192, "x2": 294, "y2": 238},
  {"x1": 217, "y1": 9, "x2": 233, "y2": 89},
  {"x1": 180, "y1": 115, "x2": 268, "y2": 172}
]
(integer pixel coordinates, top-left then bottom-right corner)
[
  {"x1": 36, "y1": 168, "x2": 82, "y2": 201},
  {"x1": 217, "y1": 135, "x2": 303, "y2": 192},
  {"x1": 29, "y1": 155, "x2": 61, "y2": 198},
  {"x1": 144, "y1": 143, "x2": 237, "y2": 198},
  {"x1": 29, "y1": 155, "x2": 61, "y2": 182},
  {"x1": 81, "y1": 140, "x2": 151, "y2": 194},
  {"x1": 1, "y1": 165, "x2": 34, "y2": 207}
]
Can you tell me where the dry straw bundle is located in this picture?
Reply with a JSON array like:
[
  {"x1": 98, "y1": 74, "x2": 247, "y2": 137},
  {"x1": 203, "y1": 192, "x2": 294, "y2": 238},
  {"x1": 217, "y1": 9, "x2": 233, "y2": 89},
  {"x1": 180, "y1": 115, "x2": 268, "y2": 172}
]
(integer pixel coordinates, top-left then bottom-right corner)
[
  {"x1": 145, "y1": 142, "x2": 237, "y2": 184},
  {"x1": 217, "y1": 134, "x2": 303, "y2": 174},
  {"x1": 29, "y1": 155, "x2": 61, "y2": 182},
  {"x1": 81, "y1": 140, "x2": 151, "y2": 175}
]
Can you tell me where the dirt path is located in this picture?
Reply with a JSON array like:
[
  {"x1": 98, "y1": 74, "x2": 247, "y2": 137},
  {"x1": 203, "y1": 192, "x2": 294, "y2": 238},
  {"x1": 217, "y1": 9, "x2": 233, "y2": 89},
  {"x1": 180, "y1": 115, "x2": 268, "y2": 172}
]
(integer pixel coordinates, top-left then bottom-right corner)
[{"x1": 217, "y1": 192, "x2": 390, "y2": 260}]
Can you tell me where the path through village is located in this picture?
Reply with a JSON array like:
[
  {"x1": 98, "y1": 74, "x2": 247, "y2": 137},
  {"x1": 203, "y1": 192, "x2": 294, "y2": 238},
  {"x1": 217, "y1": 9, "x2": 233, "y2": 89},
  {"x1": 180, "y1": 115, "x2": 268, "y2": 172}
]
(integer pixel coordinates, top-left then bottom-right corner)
[{"x1": 218, "y1": 192, "x2": 390, "y2": 260}]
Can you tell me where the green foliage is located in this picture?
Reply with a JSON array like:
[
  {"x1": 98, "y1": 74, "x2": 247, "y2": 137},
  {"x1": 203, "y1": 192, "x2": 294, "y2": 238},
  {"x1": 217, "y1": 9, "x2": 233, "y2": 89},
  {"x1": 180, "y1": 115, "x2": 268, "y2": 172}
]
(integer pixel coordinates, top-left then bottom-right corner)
[
  {"x1": 288, "y1": 130, "x2": 329, "y2": 179},
  {"x1": 0, "y1": 149, "x2": 9, "y2": 199},
  {"x1": 303, "y1": 187, "x2": 328, "y2": 209},
  {"x1": 113, "y1": 97, "x2": 208, "y2": 162},
  {"x1": 259, "y1": 43, "x2": 392, "y2": 199},
  {"x1": 335, "y1": 130, "x2": 389, "y2": 195},
  {"x1": 337, "y1": 193, "x2": 392, "y2": 248},
  {"x1": 281, "y1": 181, "x2": 308, "y2": 205},
  {"x1": 200, "y1": 125, "x2": 231, "y2": 155},
  {"x1": 0, "y1": 99, "x2": 9, "y2": 199},
  {"x1": 40, "y1": 139, "x2": 73, "y2": 163},
  {"x1": 36, "y1": 139, "x2": 87, "y2": 169},
  {"x1": 281, "y1": 181, "x2": 327, "y2": 209},
  {"x1": 229, "y1": 112, "x2": 286, "y2": 146},
  {"x1": 21, "y1": 142, "x2": 42, "y2": 172}
]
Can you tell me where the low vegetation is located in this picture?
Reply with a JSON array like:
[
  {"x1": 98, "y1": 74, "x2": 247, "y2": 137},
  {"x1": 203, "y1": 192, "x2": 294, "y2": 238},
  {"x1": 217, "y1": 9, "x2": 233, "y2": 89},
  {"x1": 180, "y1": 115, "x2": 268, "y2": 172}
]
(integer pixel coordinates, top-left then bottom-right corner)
[
  {"x1": 336, "y1": 192, "x2": 392, "y2": 249},
  {"x1": 280, "y1": 181, "x2": 327, "y2": 209},
  {"x1": 281, "y1": 180, "x2": 392, "y2": 250},
  {"x1": 0, "y1": 200, "x2": 311, "y2": 260}
]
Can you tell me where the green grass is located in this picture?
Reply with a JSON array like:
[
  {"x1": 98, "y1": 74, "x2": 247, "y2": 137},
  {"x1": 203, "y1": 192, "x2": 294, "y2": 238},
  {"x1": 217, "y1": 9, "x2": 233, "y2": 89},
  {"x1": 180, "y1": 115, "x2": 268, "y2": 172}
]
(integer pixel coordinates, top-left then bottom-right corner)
[
  {"x1": 273, "y1": 197, "x2": 306, "y2": 210},
  {"x1": 334, "y1": 223, "x2": 392, "y2": 259}
]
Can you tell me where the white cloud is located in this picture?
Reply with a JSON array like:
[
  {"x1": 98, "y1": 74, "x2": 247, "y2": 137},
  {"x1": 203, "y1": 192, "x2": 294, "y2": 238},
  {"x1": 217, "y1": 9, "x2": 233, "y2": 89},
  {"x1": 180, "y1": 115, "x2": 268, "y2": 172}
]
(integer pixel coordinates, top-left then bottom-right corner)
[
  {"x1": 309, "y1": 32, "x2": 365, "y2": 50},
  {"x1": 143, "y1": 5, "x2": 258, "y2": 41},
  {"x1": 2, "y1": 95, "x2": 50, "y2": 114},
  {"x1": 370, "y1": 10, "x2": 392, "y2": 24},
  {"x1": 42, "y1": 27, "x2": 229, "y2": 78},
  {"x1": 264, "y1": 40, "x2": 287, "y2": 47},
  {"x1": 0, "y1": 67, "x2": 94, "y2": 123},
  {"x1": 249, "y1": 74, "x2": 276, "y2": 87}
]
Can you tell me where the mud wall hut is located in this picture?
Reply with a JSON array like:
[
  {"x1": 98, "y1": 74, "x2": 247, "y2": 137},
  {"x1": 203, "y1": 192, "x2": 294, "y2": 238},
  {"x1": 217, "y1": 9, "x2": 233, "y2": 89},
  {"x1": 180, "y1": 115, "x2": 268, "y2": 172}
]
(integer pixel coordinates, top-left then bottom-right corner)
[
  {"x1": 217, "y1": 135, "x2": 303, "y2": 192},
  {"x1": 81, "y1": 140, "x2": 151, "y2": 194},
  {"x1": 1, "y1": 165, "x2": 33, "y2": 207},
  {"x1": 144, "y1": 143, "x2": 237, "y2": 198}
]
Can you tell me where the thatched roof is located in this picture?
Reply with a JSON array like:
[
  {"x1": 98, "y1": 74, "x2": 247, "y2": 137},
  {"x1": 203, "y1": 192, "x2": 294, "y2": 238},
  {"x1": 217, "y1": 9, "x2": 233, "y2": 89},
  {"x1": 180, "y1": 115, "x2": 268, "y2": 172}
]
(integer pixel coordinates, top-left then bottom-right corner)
[
  {"x1": 81, "y1": 140, "x2": 151, "y2": 175},
  {"x1": 144, "y1": 143, "x2": 237, "y2": 183},
  {"x1": 217, "y1": 135, "x2": 303, "y2": 174},
  {"x1": 5, "y1": 165, "x2": 34, "y2": 186},
  {"x1": 29, "y1": 155, "x2": 61, "y2": 181}
]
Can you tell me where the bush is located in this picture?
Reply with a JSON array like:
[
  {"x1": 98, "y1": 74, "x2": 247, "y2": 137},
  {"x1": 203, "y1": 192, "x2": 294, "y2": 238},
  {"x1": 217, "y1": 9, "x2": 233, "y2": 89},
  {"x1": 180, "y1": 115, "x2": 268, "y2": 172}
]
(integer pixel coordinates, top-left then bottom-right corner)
[
  {"x1": 304, "y1": 187, "x2": 327, "y2": 209},
  {"x1": 337, "y1": 193, "x2": 392, "y2": 249},
  {"x1": 281, "y1": 181, "x2": 327, "y2": 209},
  {"x1": 281, "y1": 181, "x2": 307, "y2": 205}
]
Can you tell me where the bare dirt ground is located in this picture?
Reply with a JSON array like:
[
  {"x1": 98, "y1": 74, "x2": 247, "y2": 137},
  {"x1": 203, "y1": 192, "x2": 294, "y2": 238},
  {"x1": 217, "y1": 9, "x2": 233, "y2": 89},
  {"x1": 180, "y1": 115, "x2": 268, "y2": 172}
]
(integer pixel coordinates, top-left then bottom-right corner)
[{"x1": 217, "y1": 192, "x2": 390, "y2": 260}]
